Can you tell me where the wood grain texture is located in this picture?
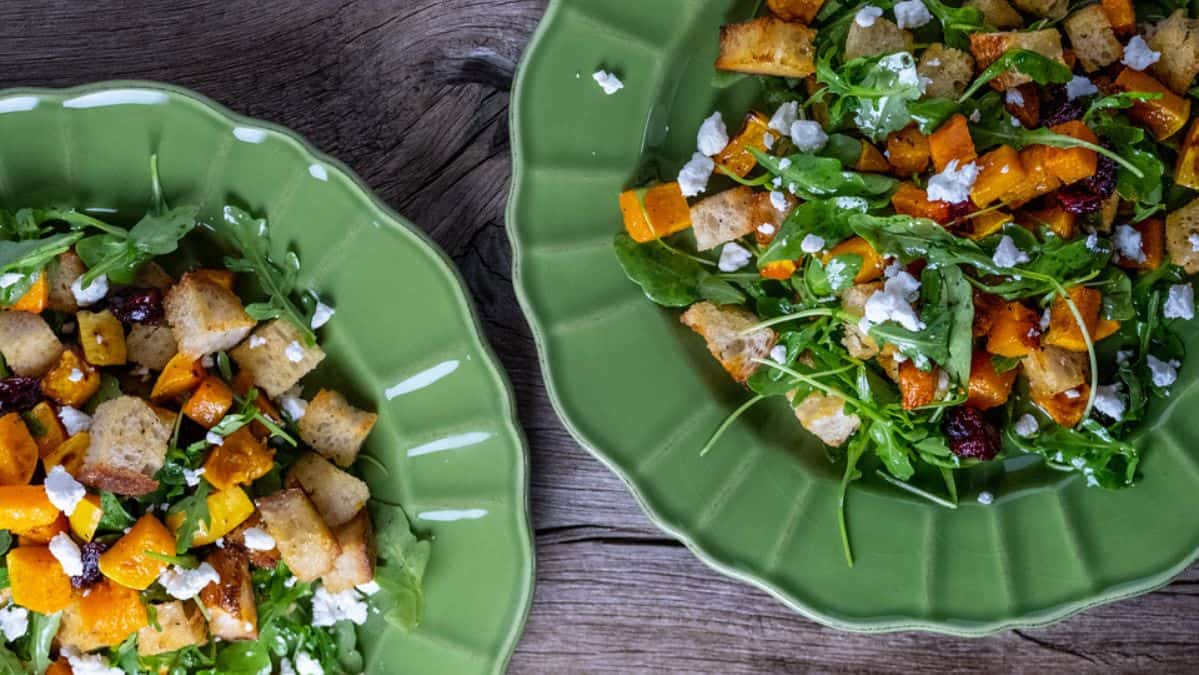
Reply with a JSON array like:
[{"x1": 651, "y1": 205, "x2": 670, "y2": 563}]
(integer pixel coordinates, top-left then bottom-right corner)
[{"x1": 1, "y1": 1, "x2": 1195, "y2": 672}]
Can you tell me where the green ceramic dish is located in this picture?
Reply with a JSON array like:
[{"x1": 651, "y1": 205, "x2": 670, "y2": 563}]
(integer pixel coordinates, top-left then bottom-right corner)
[
  {"x1": 0, "y1": 81, "x2": 533, "y2": 672},
  {"x1": 508, "y1": 0, "x2": 1199, "y2": 634}
]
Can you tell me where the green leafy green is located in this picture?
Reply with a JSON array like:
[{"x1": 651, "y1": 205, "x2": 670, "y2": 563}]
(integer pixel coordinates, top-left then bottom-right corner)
[
  {"x1": 25, "y1": 611, "x2": 60, "y2": 675},
  {"x1": 817, "y1": 51, "x2": 925, "y2": 141},
  {"x1": 1005, "y1": 418, "x2": 1138, "y2": 488},
  {"x1": 167, "y1": 480, "x2": 213, "y2": 554},
  {"x1": 759, "y1": 199, "x2": 864, "y2": 266},
  {"x1": 752, "y1": 150, "x2": 897, "y2": 201},
  {"x1": 97, "y1": 491, "x2": 136, "y2": 534},
  {"x1": 0, "y1": 232, "x2": 83, "y2": 305},
  {"x1": 868, "y1": 264, "x2": 974, "y2": 385},
  {"x1": 0, "y1": 645, "x2": 21, "y2": 675},
  {"x1": 614, "y1": 233, "x2": 706, "y2": 307},
  {"x1": 957, "y1": 49, "x2": 1072, "y2": 102},
  {"x1": 372, "y1": 502, "x2": 431, "y2": 631},
  {"x1": 923, "y1": 0, "x2": 990, "y2": 50},
  {"x1": 908, "y1": 97, "x2": 961, "y2": 134}
]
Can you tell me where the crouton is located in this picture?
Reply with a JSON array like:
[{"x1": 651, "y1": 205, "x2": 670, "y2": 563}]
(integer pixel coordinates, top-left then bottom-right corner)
[
  {"x1": 840, "y1": 282, "x2": 883, "y2": 359},
  {"x1": 767, "y1": 0, "x2": 825, "y2": 23},
  {"x1": 46, "y1": 251, "x2": 85, "y2": 313},
  {"x1": 716, "y1": 17, "x2": 817, "y2": 78},
  {"x1": 163, "y1": 272, "x2": 256, "y2": 359},
  {"x1": 1146, "y1": 10, "x2": 1199, "y2": 94},
  {"x1": 200, "y1": 547, "x2": 258, "y2": 641},
  {"x1": 285, "y1": 453, "x2": 370, "y2": 527},
  {"x1": 845, "y1": 17, "x2": 913, "y2": 62},
  {"x1": 322, "y1": 510, "x2": 376, "y2": 593},
  {"x1": 297, "y1": 389, "x2": 378, "y2": 467},
  {"x1": 131, "y1": 262, "x2": 174, "y2": 291},
  {"x1": 917, "y1": 44, "x2": 976, "y2": 101},
  {"x1": 1022, "y1": 345, "x2": 1089, "y2": 397},
  {"x1": 680, "y1": 301, "x2": 776, "y2": 383},
  {"x1": 1166, "y1": 196, "x2": 1199, "y2": 273},
  {"x1": 229, "y1": 319, "x2": 325, "y2": 398},
  {"x1": 126, "y1": 324, "x2": 178, "y2": 371},
  {"x1": 255, "y1": 488, "x2": 339, "y2": 582},
  {"x1": 1064, "y1": 5, "x2": 1123, "y2": 72},
  {"x1": 690, "y1": 186, "x2": 757, "y2": 251},
  {"x1": 966, "y1": 0, "x2": 1024, "y2": 29},
  {"x1": 79, "y1": 396, "x2": 170, "y2": 496},
  {"x1": 970, "y1": 30, "x2": 1066, "y2": 90},
  {"x1": 1010, "y1": 0, "x2": 1068, "y2": 19},
  {"x1": 225, "y1": 513, "x2": 281, "y2": 568},
  {"x1": 0, "y1": 311, "x2": 63, "y2": 376},
  {"x1": 137, "y1": 601, "x2": 208, "y2": 656},
  {"x1": 789, "y1": 391, "x2": 861, "y2": 447}
]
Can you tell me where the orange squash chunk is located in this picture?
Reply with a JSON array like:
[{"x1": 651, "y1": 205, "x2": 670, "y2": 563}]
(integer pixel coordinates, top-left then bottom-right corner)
[
  {"x1": 189, "y1": 268, "x2": 236, "y2": 292},
  {"x1": 43, "y1": 432, "x2": 89, "y2": 475},
  {"x1": 899, "y1": 361, "x2": 938, "y2": 410},
  {"x1": 1115, "y1": 68, "x2": 1191, "y2": 140},
  {"x1": 885, "y1": 125, "x2": 931, "y2": 176},
  {"x1": 78, "y1": 579, "x2": 149, "y2": 647},
  {"x1": 759, "y1": 260, "x2": 797, "y2": 281},
  {"x1": 966, "y1": 210, "x2": 1014, "y2": 240},
  {"x1": 823, "y1": 237, "x2": 886, "y2": 283},
  {"x1": 892, "y1": 184, "x2": 951, "y2": 223},
  {"x1": 619, "y1": 182, "x2": 692, "y2": 243},
  {"x1": 929, "y1": 114, "x2": 977, "y2": 173},
  {"x1": 1101, "y1": 0, "x2": 1135, "y2": 35},
  {"x1": 986, "y1": 302, "x2": 1041, "y2": 358},
  {"x1": 1045, "y1": 121, "x2": 1098, "y2": 185},
  {"x1": 0, "y1": 485, "x2": 60, "y2": 533},
  {"x1": 0, "y1": 413, "x2": 39, "y2": 486},
  {"x1": 182, "y1": 376, "x2": 234, "y2": 429},
  {"x1": 6, "y1": 273, "x2": 48, "y2": 313},
  {"x1": 17, "y1": 513, "x2": 69, "y2": 546},
  {"x1": 1005, "y1": 145, "x2": 1061, "y2": 207},
  {"x1": 1034, "y1": 383, "x2": 1089, "y2": 427},
  {"x1": 1115, "y1": 218, "x2": 1165, "y2": 271},
  {"x1": 7, "y1": 546, "x2": 73, "y2": 613},
  {"x1": 69, "y1": 493, "x2": 104, "y2": 542},
  {"x1": 767, "y1": 0, "x2": 826, "y2": 23},
  {"x1": 151, "y1": 352, "x2": 207, "y2": 401},
  {"x1": 23, "y1": 401, "x2": 66, "y2": 458},
  {"x1": 202, "y1": 427, "x2": 275, "y2": 491},
  {"x1": 1021, "y1": 205, "x2": 1075, "y2": 239},
  {"x1": 966, "y1": 351, "x2": 1017, "y2": 410},
  {"x1": 98, "y1": 514, "x2": 176, "y2": 590},
  {"x1": 46, "y1": 659, "x2": 72, "y2": 675},
  {"x1": 1175, "y1": 118, "x2": 1199, "y2": 190},
  {"x1": 715, "y1": 112, "x2": 773, "y2": 177},
  {"x1": 40, "y1": 349, "x2": 101, "y2": 408},
  {"x1": 1043, "y1": 286, "x2": 1102, "y2": 352},
  {"x1": 856, "y1": 141, "x2": 890, "y2": 173},
  {"x1": 970, "y1": 146, "x2": 1026, "y2": 206}
]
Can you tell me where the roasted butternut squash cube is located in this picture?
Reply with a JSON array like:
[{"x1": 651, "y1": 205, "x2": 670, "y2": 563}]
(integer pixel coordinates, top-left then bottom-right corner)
[
  {"x1": 166, "y1": 486, "x2": 254, "y2": 547},
  {"x1": 1021, "y1": 206, "x2": 1075, "y2": 239},
  {"x1": 0, "y1": 485, "x2": 60, "y2": 533},
  {"x1": 929, "y1": 114, "x2": 977, "y2": 173},
  {"x1": 1115, "y1": 68, "x2": 1191, "y2": 140},
  {"x1": 1005, "y1": 145, "x2": 1062, "y2": 206},
  {"x1": 69, "y1": 493, "x2": 103, "y2": 542},
  {"x1": 970, "y1": 146, "x2": 1026, "y2": 206},
  {"x1": 760, "y1": 260, "x2": 797, "y2": 280},
  {"x1": 967, "y1": 351, "x2": 1018, "y2": 410},
  {"x1": 767, "y1": 0, "x2": 825, "y2": 22},
  {"x1": 0, "y1": 413, "x2": 39, "y2": 486},
  {"x1": 43, "y1": 432, "x2": 88, "y2": 476},
  {"x1": 986, "y1": 302, "x2": 1040, "y2": 358},
  {"x1": 17, "y1": 512, "x2": 69, "y2": 546},
  {"x1": 1045, "y1": 121, "x2": 1099, "y2": 184},
  {"x1": 823, "y1": 237, "x2": 886, "y2": 283},
  {"x1": 46, "y1": 659, "x2": 71, "y2": 675},
  {"x1": 1033, "y1": 383, "x2": 1089, "y2": 427},
  {"x1": 182, "y1": 375, "x2": 234, "y2": 429},
  {"x1": 885, "y1": 125, "x2": 931, "y2": 176},
  {"x1": 716, "y1": 112, "x2": 773, "y2": 177},
  {"x1": 1100, "y1": 0, "x2": 1135, "y2": 35},
  {"x1": 856, "y1": 141, "x2": 890, "y2": 173},
  {"x1": 716, "y1": 17, "x2": 817, "y2": 78},
  {"x1": 6, "y1": 272, "x2": 48, "y2": 313},
  {"x1": 98, "y1": 514, "x2": 176, "y2": 590},
  {"x1": 1175, "y1": 119, "x2": 1199, "y2": 190},
  {"x1": 619, "y1": 182, "x2": 692, "y2": 244},
  {"x1": 892, "y1": 184, "x2": 951, "y2": 223},
  {"x1": 1115, "y1": 218, "x2": 1165, "y2": 271},
  {"x1": 966, "y1": 210, "x2": 1015, "y2": 240},
  {"x1": 24, "y1": 401, "x2": 66, "y2": 457},
  {"x1": 202, "y1": 428, "x2": 274, "y2": 491},
  {"x1": 40, "y1": 348, "x2": 101, "y2": 408},
  {"x1": 78, "y1": 578, "x2": 148, "y2": 647},
  {"x1": 898, "y1": 361, "x2": 938, "y2": 410},
  {"x1": 77, "y1": 309, "x2": 127, "y2": 366},
  {"x1": 7, "y1": 546, "x2": 72, "y2": 613},
  {"x1": 1044, "y1": 286, "x2": 1102, "y2": 351},
  {"x1": 150, "y1": 352, "x2": 206, "y2": 401}
]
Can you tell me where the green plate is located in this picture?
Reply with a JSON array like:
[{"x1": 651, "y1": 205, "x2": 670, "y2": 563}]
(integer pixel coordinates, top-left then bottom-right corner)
[
  {"x1": 0, "y1": 82, "x2": 533, "y2": 672},
  {"x1": 508, "y1": 0, "x2": 1199, "y2": 634}
]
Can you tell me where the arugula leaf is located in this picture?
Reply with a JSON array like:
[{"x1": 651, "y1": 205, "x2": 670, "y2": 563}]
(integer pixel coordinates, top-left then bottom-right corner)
[
  {"x1": 371, "y1": 501, "x2": 430, "y2": 631},
  {"x1": 1089, "y1": 112, "x2": 1165, "y2": 207},
  {"x1": 957, "y1": 49, "x2": 1071, "y2": 102},
  {"x1": 613, "y1": 233, "x2": 706, "y2": 307},
  {"x1": 818, "y1": 51, "x2": 925, "y2": 141},
  {"x1": 0, "y1": 645, "x2": 21, "y2": 675},
  {"x1": 25, "y1": 611, "x2": 60, "y2": 675},
  {"x1": 1084, "y1": 91, "x2": 1162, "y2": 122},
  {"x1": 96, "y1": 491, "x2": 136, "y2": 534},
  {"x1": 83, "y1": 374, "x2": 123, "y2": 415},
  {"x1": 0, "y1": 233, "x2": 83, "y2": 305},
  {"x1": 991, "y1": 355, "x2": 1021, "y2": 373},
  {"x1": 759, "y1": 199, "x2": 865, "y2": 266},
  {"x1": 75, "y1": 205, "x2": 198, "y2": 287},
  {"x1": 923, "y1": 0, "x2": 990, "y2": 50},
  {"x1": 215, "y1": 205, "x2": 317, "y2": 345},
  {"x1": 805, "y1": 255, "x2": 863, "y2": 296},
  {"x1": 167, "y1": 480, "x2": 213, "y2": 554},
  {"x1": 908, "y1": 97, "x2": 961, "y2": 134},
  {"x1": 752, "y1": 150, "x2": 897, "y2": 201},
  {"x1": 868, "y1": 264, "x2": 974, "y2": 385},
  {"x1": 697, "y1": 275, "x2": 747, "y2": 305},
  {"x1": 1005, "y1": 418, "x2": 1138, "y2": 488},
  {"x1": 0, "y1": 531, "x2": 10, "y2": 557}
]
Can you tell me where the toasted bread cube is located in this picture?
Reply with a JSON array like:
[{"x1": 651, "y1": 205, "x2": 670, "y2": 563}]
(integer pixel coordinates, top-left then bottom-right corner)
[
  {"x1": 138, "y1": 601, "x2": 208, "y2": 655},
  {"x1": 79, "y1": 396, "x2": 170, "y2": 496},
  {"x1": 229, "y1": 319, "x2": 325, "y2": 397},
  {"x1": 256, "y1": 488, "x2": 339, "y2": 582},
  {"x1": 126, "y1": 324, "x2": 177, "y2": 371},
  {"x1": 1022, "y1": 345, "x2": 1089, "y2": 397},
  {"x1": 967, "y1": 0, "x2": 1024, "y2": 29},
  {"x1": 132, "y1": 262, "x2": 174, "y2": 291},
  {"x1": 845, "y1": 17, "x2": 912, "y2": 61},
  {"x1": 840, "y1": 282, "x2": 883, "y2": 359},
  {"x1": 0, "y1": 311, "x2": 63, "y2": 377},
  {"x1": 790, "y1": 391, "x2": 861, "y2": 447},
  {"x1": 297, "y1": 389, "x2": 378, "y2": 467},
  {"x1": 322, "y1": 510, "x2": 376, "y2": 593},
  {"x1": 1146, "y1": 10, "x2": 1199, "y2": 94},
  {"x1": 1064, "y1": 5, "x2": 1123, "y2": 72},
  {"x1": 164, "y1": 272, "x2": 256, "y2": 359},
  {"x1": 970, "y1": 29, "x2": 1066, "y2": 90},
  {"x1": 680, "y1": 301, "x2": 776, "y2": 383},
  {"x1": 77, "y1": 309, "x2": 127, "y2": 366},
  {"x1": 1167, "y1": 196, "x2": 1199, "y2": 273},
  {"x1": 917, "y1": 44, "x2": 976, "y2": 100},
  {"x1": 200, "y1": 547, "x2": 258, "y2": 641},
  {"x1": 691, "y1": 186, "x2": 784, "y2": 252},
  {"x1": 285, "y1": 453, "x2": 370, "y2": 527},
  {"x1": 1011, "y1": 0, "x2": 1068, "y2": 19},
  {"x1": 46, "y1": 251, "x2": 86, "y2": 313},
  {"x1": 716, "y1": 17, "x2": 817, "y2": 78}
]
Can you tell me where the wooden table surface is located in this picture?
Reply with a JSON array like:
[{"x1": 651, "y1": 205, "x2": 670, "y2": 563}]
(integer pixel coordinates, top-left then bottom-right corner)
[{"x1": 2, "y1": 1, "x2": 1196, "y2": 672}]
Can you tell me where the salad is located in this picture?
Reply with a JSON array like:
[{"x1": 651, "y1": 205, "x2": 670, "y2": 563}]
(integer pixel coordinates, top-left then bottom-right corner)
[
  {"x1": 614, "y1": 0, "x2": 1199, "y2": 562},
  {"x1": 0, "y1": 159, "x2": 427, "y2": 673}
]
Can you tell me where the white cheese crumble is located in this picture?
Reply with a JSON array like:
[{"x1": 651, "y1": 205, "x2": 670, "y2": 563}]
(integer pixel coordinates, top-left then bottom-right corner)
[
  {"x1": 0, "y1": 273, "x2": 23, "y2": 289},
  {"x1": 44, "y1": 465, "x2": 86, "y2": 516},
  {"x1": 769, "y1": 345, "x2": 788, "y2": 364},
  {"x1": 280, "y1": 658, "x2": 297, "y2": 675},
  {"x1": 697, "y1": 112, "x2": 729, "y2": 156},
  {"x1": 67, "y1": 368, "x2": 85, "y2": 383},
  {"x1": 1010, "y1": 115, "x2": 1022, "y2": 127},
  {"x1": 49, "y1": 532, "x2": 84, "y2": 577},
  {"x1": 1014, "y1": 414, "x2": 1039, "y2": 438},
  {"x1": 826, "y1": 258, "x2": 850, "y2": 289},
  {"x1": 1190, "y1": 233, "x2": 1199, "y2": 252},
  {"x1": 0, "y1": 605, "x2": 28, "y2": 641},
  {"x1": 992, "y1": 235, "x2": 1030, "y2": 268},
  {"x1": 183, "y1": 467, "x2": 206, "y2": 487},
  {"x1": 976, "y1": 491, "x2": 995, "y2": 505},
  {"x1": 834, "y1": 196, "x2": 868, "y2": 211},
  {"x1": 855, "y1": 5, "x2": 883, "y2": 27},
  {"x1": 356, "y1": 580, "x2": 381, "y2": 595},
  {"x1": 763, "y1": 132, "x2": 776, "y2": 150},
  {"x1": 70, "y1": 274, "x2": 108, "y2": 307},
  {"x1": 969, "y1": 109, "x2": 981, "y2": 123},
  {"x1": 310, "y1": 300, "x2": 335, "y2": 329},
  {"x1": 1121, "y1": 36, "x2": 1161, "y2": 71},
  {"x1": 592, "y1": 70, "x2": 623, "y2": 95},
  {"x1": 294, "y1": 652, "x2": 323, "y2": 675},
  {"x1": 1147, "y1": 354, "x2": 1180, "y2": 387},
  {"x1": 863, "y1": 269, "x2": 924, "y2": 331},
  {"x1": 718, "y1": 242, "x2": 752, "y2": 272},
  {"x1": 1085, "y1": 231, "x2": 1101, "y2": 252},
  {"x1": 778, "y1": 158, "x2": 793, "y2": 171},
  {"x1": 285, "y1": 341, "x2": 305, "y2": 363},
  {"x1": 757, "y1": 223, "x2": 777, "y2": 237},
  {"x1": 1065, "y1": 75, "x2": 1099, "y2": 100},
  {"x1": 893, "y1": 0, "x2": 932, "y2": 28},
  {"x1": 249, "y1": 335, "x2": 267, "y2": 349},
  {"x1": 62, "y1": 646, "x2": 123, "y2": 675},
  {"x1": 926, "y1": 160, "x2": 979, "y2": 204},
  {"x1": 678, "y1": 152, "x2": 715, "y2": 197},
  {"x1": 58, "y1": 406, "x2": 92, "y2": 436},
  {"x1": 1040, "y1": 308, "x2": 1052, "y2": 331},
  {"x1": 800, "y1": 234, "x2": 826, "y2": 254},
  {"x1": 312, "y1": 585, "x2": 369, "y2": 626},
  {"x1": 206, "y1": 431, "x2": 224, "y2": 446},
  {"x1": 1005, "y1": 89, "x2": 1025, "y2": 107},
  {"x1": 1093, "y1": 384, "x2": 1125, "y2": 421},
  {"x1": 281, "y1": 392, "x2": 308, "y2": 421},
  {"x1": 768, "y1": 101, "x2": 798, "y2": 135},
  {"x1": 201, "y1": 354, "x2": 214, "y2": 369},
  {"x1": 1113, "y1": 224, "x2": 1146, "y2": 263},
  {"x1": 241, "y1": 527, "x2": 276, "y2": 551},
  {"x1": 158, "y1": 562, "x2": 221, "y2": 600},
  {"x1": 1164, "y1": 283, "x2": 1195, "y2": 320},
  {"x1": 1116, "y1": 349, "x2": 1133, "y2": 365},
  {"x1": 1063, "y1": 388, "x2": 1081, "y2": 399},
  {"x1": 790, "y1": 120, "x2": 828, "y2": 152}
]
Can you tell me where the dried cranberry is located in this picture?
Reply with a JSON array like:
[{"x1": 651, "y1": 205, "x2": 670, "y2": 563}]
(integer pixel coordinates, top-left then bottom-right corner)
[
  {"x1": 107, "y1": 287, "x2": 164, "y2": 325},
  {"x1": 1084, "y1": 155, "x2": 1117, "y2": 198},
  {"x1": 1041, "y1": 84, "x2": 1085, "y2": 127},
  {"x1": 0, "y1": 377, "x2": 41, "y2": 414},
  {"x1": 72, "y1": 541, "x2": 108, "y2": 590},
  {"x1": 1057, "y1": 156, "x2": 1117, "y2": 214},
  {"x1": 946, "y1": 200, "x2": 974, "y2": 222},
  {"x1": 943, "y1": 406, "x2": 1002, "y2": 461}
]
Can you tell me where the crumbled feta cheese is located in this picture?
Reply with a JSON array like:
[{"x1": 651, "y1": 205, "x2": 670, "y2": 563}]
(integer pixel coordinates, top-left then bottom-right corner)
[
  {"x1": 1093, "y1": 384, "x2": 1125, "y2": 421},
  {"x1": 201, "y1": 354, "x2": 214, "y2": 369},
  {"x1": 249, "y1": 335, "x2": 267, "y2": 349},
  {"x1": 158, "y1": 562, "x2": 221, "y2": 600},
  {"x1": 285, "y1": 341, "x2": 305, "y2": 363},
  {"x1": 1000, "y1": 164, "x2": 1010, "y2": 175},
  {"x1": 855, "y1": 5, "x2": 883, "y2": 27},
  {"x1": 1063, "y1": 388, "x2": 1081, "y2": 399},
  {"x1": 926, "y1": 160, "x2": 980, "y2": 204},
  {"x1": 310, "y1": 301, "x2": 335, "y2": 329},
  {"x1": 241, "y1": 527, "x2": 276, "y2": 551},
  {"x1": 834, "y1": 196, "x2": 868, "y2": 212},
  {"x1": 1010, "y1": 115, "x2": 1022, "y2": 127},
  {"x1": 284, "y1": 576, "x2": 297, "y2": 588},
  {"x1": 356, "y1": 580, "x2": 381, "y2": 595},
  {"x1": 206, "y1": 431, "x2": 224, "y2": 446},
  {"x1": 768, "y1": 101, "x2": 799, "y2": 135},
  {"x1": 58, "y1": 406, "x2": 92, "y2": 436},
  {"x1": 718, "y1": 242, "x2": 752, "y2": 272},
  {"x1": 49, "y1": 532, "x2": 83, "y2": 576},
  {"x1": 697, "y1": 112, "x2": 729, "y2": 156},
  {"x1": 969, "y1": 109, "x2": 981, "y2": 123},
  {"x1": 1040, "y1": 308, "x2": 1051, "y2": 331},
  {"x1": 44, "y1": 465, "x2": 86, "y2": 516},
  {"x1": 183, "y1": 467, "x2": 206, "y2": 487},
  {"x1": 770, "y1": 345, "x2": 788, "y2": 364},
  {"x1": 67, "y1": 367, "x2": 84, "y2": 383},
  {"x1": 1014, "y1": 414, "x2": 1039, "y2": 438},
  {"x1": 1116, "y1": 350, "x2": 1133, "y2": 365},
  {"x1": 757, "y1": 223, "x2": 777, "y2": 237},
  {"x1": 1147, "y1": 354, "x2": 1180, "y2": 387},
  {"x1": 312, "y1": 585, "x2": 369, "y2": 626},
  {"x1": 977, "y1": 491, "x2": 995, "y2": 505},
  {"x1": 678, "y1": 152, "x2": 715, "y2": 197},
  {"x1": 1005, "y1": 89, "x2": 1025, "y2": 107},
  {"x1": 992, "y1": 235, "x2": 1030, "y2": 268},
  {"x1": 1190, "y1": 233, "x2": 1199, "y2": 252},
  {"x1": 1113, "y1": 224, "x2": 1146, "y2": 263},
  {"x1": 863, "y1": 270, "x2": 924, "y2": 331},
  {"x1": 1164, "y1": 284, "x2": 1195, "y2": 320},
  {"x1": 62, "y1": 646, "x2": 123, "y2": 675},
  {"x1": 800, "y1": 234, "x2": 825, "y2": 254},
  {"x1": 1065, "y1": 75, "x2": 1099, "y2": 100},
  {"x1": 0, "y1": 273, "x2": 23, "y2": 289},
  {"x1": 1121, "y1": 36, "x2": 1161, "y2": 71},
  {"x1": 771, "y1": 176, "x2": 783, "y2": 188},
  {"x1": 778, "y1": 158, "x2": 793, "y2": 172},
  {"x1": 592, "y1": 70, "x2": 623, "y2": 95},
  {"x1": 280, "y1": 658, "x2": 297, "y2": 675},
  {"x1": 790, "y1": 120, "x2": 828, "y2": 152},
  {"x1": 0, "y1": 605, "x2": 28, "y2": 641},
  {"x1": 70, "y1": 274, "x2": 108, "y2": 307},
  {"x1": 281, "y1": 392, "x2": 308, "y2": 421},
  {"x1": 893, "y1": 0, "x2": 932, "y2": 28},
  {"x1": 826, "y1": 258, "x2": 850, "y2": 289},
  {"x1": 294, "y1": 652, "x2": 323, "y2": 675},
  {"x1": 1085, "y1": 231, "x2": 1101, "y2": 251},
  {"x1": 763, "y1": 132, "x2": 776, "y2": 150}
]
